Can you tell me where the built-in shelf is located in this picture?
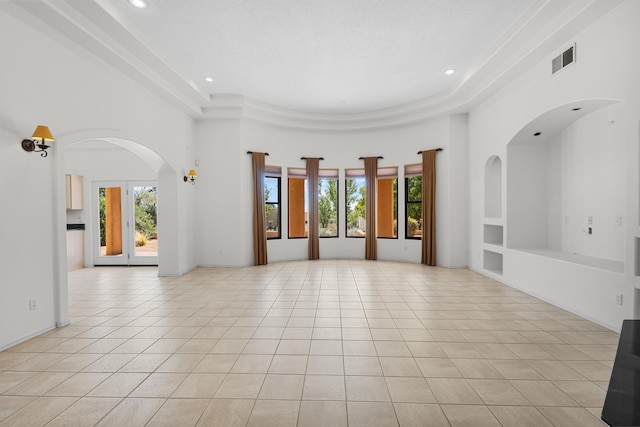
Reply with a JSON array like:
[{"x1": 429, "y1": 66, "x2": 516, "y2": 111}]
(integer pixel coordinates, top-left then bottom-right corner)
[
  {"x1": 484, "y1": 250, "x2": 503, "y2": 275},
  {"x1": 484, "y1": 224, "x2": 504, "y2": 246},
  {"x1": 483, "y1": 243, "x2": 504, "y2": 254},
  {"x1": 512, "y1": 248, "x2": 624, "y2": 274},
  {"x1": 483, "y1": 218, "x2": 503, "y2": 226},
  {"x1": 483, "y1": 155, "x2": 504, "y2": 276}
]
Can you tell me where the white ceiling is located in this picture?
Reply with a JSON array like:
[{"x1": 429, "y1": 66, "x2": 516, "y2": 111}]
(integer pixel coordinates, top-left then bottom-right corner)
[{"x1": 110, "y1": 0, "x2": 534, "y2": 114}]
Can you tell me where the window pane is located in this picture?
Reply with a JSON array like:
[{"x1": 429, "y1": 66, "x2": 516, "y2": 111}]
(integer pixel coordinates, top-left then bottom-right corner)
[
  {"x1": 346, "y1": 177, "x2": 366, "y2": 237},
  {"x1": 133, "y1": 186, "x2": 158, "y2": 257},
  {"x1": 265, "y1": 176, "x2": 280, "y2": 239},
  {"x1": 406, "y1": 176, "x2": 422, "y2": 239},
  {"x1": 265, "y1": 177, "x2": 279, "y2": 203},
  {"x1": 319, "y1": 178, "x2": 338, "y2": 237},
  {"x1": 407, "y1": 176, "x2": 422, "y2": 202},
  {"x1": 266, "y1": 205, "x2": 280, "y2": 238},
  {"x1": 288, "y1": 177, "x2": 307, "y2": 238},
  {"x1": 377, "y1": 177, "x2": 397, "y2": 238}
]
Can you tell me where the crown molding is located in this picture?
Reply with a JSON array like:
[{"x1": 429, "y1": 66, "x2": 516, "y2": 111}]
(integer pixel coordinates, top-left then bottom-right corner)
[
  {"x1": 3, "y1": 0, "x2": 621, "y2": 130},
  {"x1": 1, "y1": 0, "x2": 208, "y2": 117},
  {"x1": 201, "y1": 0, "x2": 620, "y2": 130}
]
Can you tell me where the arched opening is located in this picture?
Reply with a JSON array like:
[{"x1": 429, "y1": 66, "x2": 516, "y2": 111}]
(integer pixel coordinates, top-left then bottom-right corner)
[
  {"x1": 505, "y1": 99, "x2": 624, "y2": 272},
  {"x1": 65, "y1": 140, "x2": 161, "y2": 267},
  {"x1": 52, "y1": 130, "x2": 181, "y2": 328}
]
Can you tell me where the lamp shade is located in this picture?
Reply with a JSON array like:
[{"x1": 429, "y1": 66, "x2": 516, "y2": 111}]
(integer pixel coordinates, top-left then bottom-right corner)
[
  {"x1": 187, "y1": 169, "x2": 197, "y2": 177},
  {"x1": 31, "y1": 125, "x2": 55, "y2": 141}
]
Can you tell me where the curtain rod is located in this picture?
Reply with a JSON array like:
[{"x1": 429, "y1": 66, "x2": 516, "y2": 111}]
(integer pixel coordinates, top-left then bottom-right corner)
[
  {"x1": 300, "y1": 157, "x2": 325, "y2": 160},
  {"x1": 417, "y1": 148, "x2": 443, "y2": 154},
  {"x1": 358, "y1": 156, "x2": 384, "y2": 160},
  {"x1": 247, "y1": 151, "x2": 269, "y2": 156}
]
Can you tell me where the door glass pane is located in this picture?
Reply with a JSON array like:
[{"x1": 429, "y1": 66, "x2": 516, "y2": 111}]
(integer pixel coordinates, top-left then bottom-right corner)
[
  {"x1": 99, "y1": 186, "x2": 124, "y2": 257},
  {"x1": 133, "y1": 186, "x2": 158, "y2": 257}
]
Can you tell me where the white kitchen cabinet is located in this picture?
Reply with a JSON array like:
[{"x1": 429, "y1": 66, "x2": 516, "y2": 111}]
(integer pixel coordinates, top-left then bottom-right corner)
[{"x1": 65, "y1": 174, "x2": 84, "y2": 210}]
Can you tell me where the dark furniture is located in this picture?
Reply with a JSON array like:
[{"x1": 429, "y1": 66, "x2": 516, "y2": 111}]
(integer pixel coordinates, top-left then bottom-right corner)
[{"x1": 602, "y1": 320, "x2": 640, "y2": 426}]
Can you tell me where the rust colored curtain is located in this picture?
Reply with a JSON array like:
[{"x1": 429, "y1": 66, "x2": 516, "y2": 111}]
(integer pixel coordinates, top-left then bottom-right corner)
[
  {"x1": 421, "y1": 150, "x2": 437, "y2": 266},
  {"x1": 306, "y1": 158, "x2": 320, "y2": 260},
  {"x1": 252, "y1": 152, "x2": 268, "y2": 265},
  {"x1": 364, "y1": 157, "x2": 378, "y2": 260}
]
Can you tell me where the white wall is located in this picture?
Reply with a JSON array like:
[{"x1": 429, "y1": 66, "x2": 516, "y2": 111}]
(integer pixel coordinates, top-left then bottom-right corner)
[
  {"x1": 194, "y1": 114, "x2": 468, "y2": 268},
  {"x1": 506, "y1": 144, "x2": 550, "y2": 249},
  {"x1": 469, "y1": 0, "x2": 639, "y2": 331},
  {"x1": 0, "y1": 8, "x2": 195, "y2": 350},
  {"x1": 194, "y1": 119, "x2": 245, "y2": 267}
]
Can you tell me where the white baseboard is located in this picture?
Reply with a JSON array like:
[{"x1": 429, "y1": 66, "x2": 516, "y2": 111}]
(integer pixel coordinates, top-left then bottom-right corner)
[
  {"x1": 0, "y1": 324, "x2": 57, "y2": 352},
  {"x1": 469, "y1": 266, "x2": 621, "y2": 333}
]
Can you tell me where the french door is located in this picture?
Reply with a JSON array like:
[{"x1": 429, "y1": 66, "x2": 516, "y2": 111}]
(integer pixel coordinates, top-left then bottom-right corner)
[{"x1": 93, "y1": 181, "x2": 158, "y2": 266}]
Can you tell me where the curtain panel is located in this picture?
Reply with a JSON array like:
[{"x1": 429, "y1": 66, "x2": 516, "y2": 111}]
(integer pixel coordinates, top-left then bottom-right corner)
[
  {"x1": 306, "y1": 158, "x2": 320, "y2": 260},
  {"x1": 251, "y1": 152, "x2": 268, "y2": 265},
  {"x1": 364, "y1": 157, "x2": 378, "y2": 260},
  {"x1": 421, "y1": 150, "x2": 437, "y2": 266}
]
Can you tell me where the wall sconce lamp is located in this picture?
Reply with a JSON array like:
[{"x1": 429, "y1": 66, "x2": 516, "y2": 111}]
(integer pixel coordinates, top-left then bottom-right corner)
[
  {"x1": 184, "y1": 169, "x2": 197, "y2": 184},
  {"x1": 22, "y1": 125, "x2": 55, "y2": 157}
]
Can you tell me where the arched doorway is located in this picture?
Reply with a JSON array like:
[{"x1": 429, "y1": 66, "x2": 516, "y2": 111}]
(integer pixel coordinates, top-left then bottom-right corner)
[{"x1": 52, "y1": 130, "x2": 182, "y2": 328}]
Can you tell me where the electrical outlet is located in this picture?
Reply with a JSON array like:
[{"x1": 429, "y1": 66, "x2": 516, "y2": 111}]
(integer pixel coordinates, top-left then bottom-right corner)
[
  {"x1": 615, "y1": 293, "x2": 623, "y2": 306},
  {"x1": 29, "y1": 299, "x2": 37, "y2": 311},
  {"x1": 615, "y1": 216, "x2": 622, "y2": 226},
  {"x1": 587, "y1": 216, "x2": 593, "y2": 225}
]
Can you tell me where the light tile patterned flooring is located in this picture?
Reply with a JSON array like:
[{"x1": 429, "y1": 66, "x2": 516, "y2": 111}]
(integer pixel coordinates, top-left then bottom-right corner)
[{"x1": 0, "y1": 260, "x2": 616, "y2": 426}]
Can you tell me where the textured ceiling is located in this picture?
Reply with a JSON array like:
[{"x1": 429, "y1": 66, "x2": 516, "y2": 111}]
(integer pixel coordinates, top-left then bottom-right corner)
[{"x1": 111, "y1": 0, "x2": 534, "y2": 114}]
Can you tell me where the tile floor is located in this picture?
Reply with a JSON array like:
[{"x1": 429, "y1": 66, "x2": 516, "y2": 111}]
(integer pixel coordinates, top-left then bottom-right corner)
[{"x1": 0, "y1": 260, "x2": 616, "y2": 426}]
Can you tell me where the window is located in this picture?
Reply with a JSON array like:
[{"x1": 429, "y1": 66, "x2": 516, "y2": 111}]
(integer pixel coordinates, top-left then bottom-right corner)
[
  {"x1": 319, "y1": 169, "x2": 339, "y2": 238},
  {"x1": 346, "y1": 169, "x2": 366, "y2": 237},
  {"x1": 377, "y1": 167, "x2": 398, "y2": 239},
  {"x1": 289, "y1": 168, "x2": 339, "y2": 239},
  {"x1": 288, "y1": 168, "x2": 307, "y2": 238},
  {"x1": 265, "y1": 166, "x2": 281, "y2": 239},
  {"x1": 405, "y1": 164, "x2": 422, "y2": 239}
]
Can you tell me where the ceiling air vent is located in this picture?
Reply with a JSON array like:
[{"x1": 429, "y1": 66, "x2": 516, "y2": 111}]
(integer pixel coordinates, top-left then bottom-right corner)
[{"x1": 552, "y1": 44, "x2": 576, "y2": 74}]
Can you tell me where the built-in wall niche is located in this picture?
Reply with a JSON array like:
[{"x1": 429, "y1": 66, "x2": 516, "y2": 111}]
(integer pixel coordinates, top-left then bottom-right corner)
[
  {"x1": 483, "y1": 250, "x2": 503, "y2": 275},
  {"x1": 506, "y1": 100, "x2": 625, "y2": 272},
  {"x1": 484, "y1": 156, "x2": 502, "y2": 219},
  {"x1": 484, "y1": 224, "x2": 504, "y2": 246}
]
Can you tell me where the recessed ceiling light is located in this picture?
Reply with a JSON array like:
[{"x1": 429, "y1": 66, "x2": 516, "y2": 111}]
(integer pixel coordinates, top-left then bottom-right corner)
[
  {"x1": 445, "y1": 69, "x2": 456, "y2": 75},
  {"x1": 204, "y1": 77, "x2": 214, "y2": 83},
  {"x1": 128, "y1": 0, "x2": 148, "y2": 9}
]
